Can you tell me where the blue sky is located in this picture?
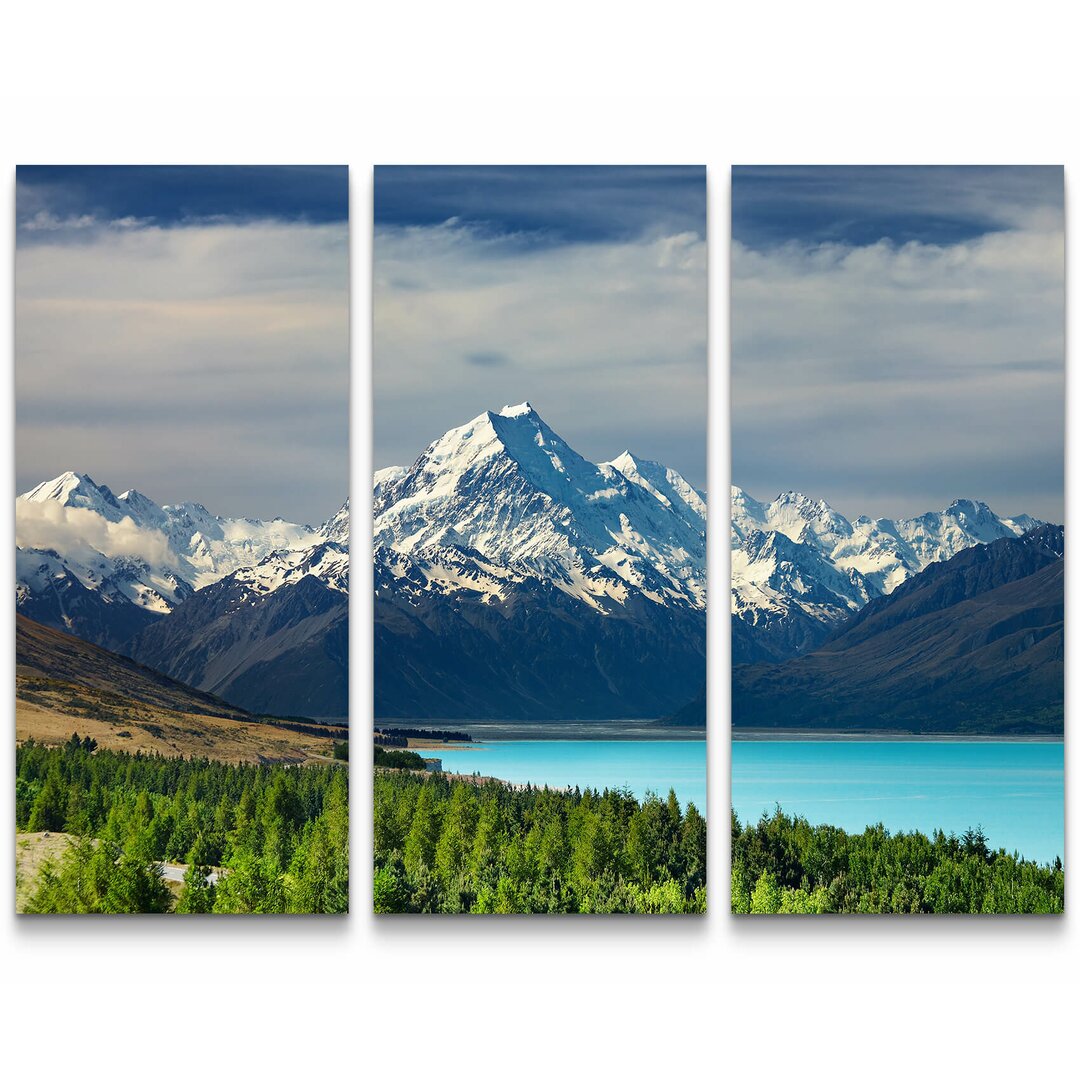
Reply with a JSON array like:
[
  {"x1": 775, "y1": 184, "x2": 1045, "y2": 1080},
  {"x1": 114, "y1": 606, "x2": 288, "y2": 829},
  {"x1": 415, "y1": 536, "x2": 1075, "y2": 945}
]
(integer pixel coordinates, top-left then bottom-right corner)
[
  {"x1": 732, "y1": 165, "x2": 1063, "y2": 248},
  {"x1": 374, "y1": 166, "x2": 707, "y2": 487},
  {"x1": 732, "y1": 165, "x2": 1064, "y2": 521},
  {"x1": 17, "y1": 165, "x2": 347, "y2": 232},
  {"x1": 16, "y1": 166, "x2": 349, "y2": 524},
  {"x1": 375, "y1": 165, "x2": 705, "y2": 243}
]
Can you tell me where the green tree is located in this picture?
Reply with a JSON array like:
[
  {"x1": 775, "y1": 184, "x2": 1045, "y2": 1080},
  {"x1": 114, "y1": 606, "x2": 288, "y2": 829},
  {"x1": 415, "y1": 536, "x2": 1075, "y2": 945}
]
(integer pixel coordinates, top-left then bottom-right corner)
[{"x1": 176, "y1": 864, "x2": 216, "y2": 914}]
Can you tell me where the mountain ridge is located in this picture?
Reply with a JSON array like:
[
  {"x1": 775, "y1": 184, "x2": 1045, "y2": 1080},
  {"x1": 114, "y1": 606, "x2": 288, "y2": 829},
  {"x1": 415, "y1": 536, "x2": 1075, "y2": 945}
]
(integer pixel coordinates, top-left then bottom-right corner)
[
  {"x1": 15, "y1": 614, "x2": 342, "y2": 764},
  {"x1": 730, "y1": 483, "x2": 1045, "y2": 662}
]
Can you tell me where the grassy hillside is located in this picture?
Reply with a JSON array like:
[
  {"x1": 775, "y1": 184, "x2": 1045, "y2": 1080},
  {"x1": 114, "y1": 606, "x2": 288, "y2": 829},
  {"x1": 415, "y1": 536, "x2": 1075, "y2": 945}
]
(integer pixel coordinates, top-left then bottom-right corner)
[{"x1": 16, "y1": 614, "x2": 340, "y2": 764}]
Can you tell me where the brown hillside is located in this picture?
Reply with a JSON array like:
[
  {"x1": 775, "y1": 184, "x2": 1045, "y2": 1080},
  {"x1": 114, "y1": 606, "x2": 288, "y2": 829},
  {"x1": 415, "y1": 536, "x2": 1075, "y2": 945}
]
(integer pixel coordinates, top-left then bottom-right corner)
[{"x1": 16, "y1": 614, "x2": 340, "y2": 764}]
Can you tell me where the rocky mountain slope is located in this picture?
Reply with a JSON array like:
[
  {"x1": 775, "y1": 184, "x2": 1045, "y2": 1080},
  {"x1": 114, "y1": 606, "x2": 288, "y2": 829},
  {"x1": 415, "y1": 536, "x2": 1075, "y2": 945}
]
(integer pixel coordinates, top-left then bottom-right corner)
[{"x1": 129, "y1": 547, "x2": 348, "y2": 719}]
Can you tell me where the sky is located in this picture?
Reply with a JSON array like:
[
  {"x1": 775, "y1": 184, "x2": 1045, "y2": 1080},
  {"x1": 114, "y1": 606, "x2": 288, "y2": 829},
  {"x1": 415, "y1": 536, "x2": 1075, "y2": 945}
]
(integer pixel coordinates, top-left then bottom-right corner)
[
  {"x1": 15, "y1": 165, "x2": 349, "y2": 525},
  {"x1": 373, "y1": 166, "x2": 707, "y2": 489},
  {"x1": 732, "y1": 165, "x2": 1065, "y2": 523}
]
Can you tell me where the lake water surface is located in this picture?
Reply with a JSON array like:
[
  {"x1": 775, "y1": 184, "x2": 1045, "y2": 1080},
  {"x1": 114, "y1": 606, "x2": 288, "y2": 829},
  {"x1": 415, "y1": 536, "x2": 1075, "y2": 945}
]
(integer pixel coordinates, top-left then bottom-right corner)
[
  {"x1": 732, "y1": 739, "x2": 1064, "y2": 864},
  {"x1": 428, "y1": 739, "x2": 707, "y2": 813}
]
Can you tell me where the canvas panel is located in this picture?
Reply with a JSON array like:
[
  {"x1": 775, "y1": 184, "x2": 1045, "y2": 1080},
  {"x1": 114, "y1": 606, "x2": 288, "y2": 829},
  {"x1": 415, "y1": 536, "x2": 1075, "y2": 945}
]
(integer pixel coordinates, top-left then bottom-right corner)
[
  {"x1": 729, "y1": 165, "x2": 1064, "y2": 915},
  {"x1": 14, "y1": 165, "x2": 350, "y2": 915},
  {"x1": 373, "y1": 165, "x2": 708, "y2": 915}
]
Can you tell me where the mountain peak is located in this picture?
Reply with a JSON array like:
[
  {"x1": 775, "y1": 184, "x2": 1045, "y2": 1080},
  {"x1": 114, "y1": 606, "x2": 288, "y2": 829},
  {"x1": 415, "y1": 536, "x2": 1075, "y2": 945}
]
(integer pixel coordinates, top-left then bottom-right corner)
[
  {"x1": 118, "y1": 487, "x2": 157, "y2": 508},
  {"x1": 945, "y1": 497, "x2": 992, "y2": 517},
  {"x1": 774, "y1": 489, "x2": 828, "y2": 510},
  {"x1": 20, "y1": 470, "x2": 92, "y2": 500},
  {"x1": 499, "y1": 401, "x2": 536, "y2": 418},
  {"x1": 19, "y1": 470, "x2": 122, "y2": 513},
  {"x1": 608, "y1": 450, "x2": 638, "y2": 471},
  {"x1": 375, "y1": 405, "x2": 707, "y2": 611}
]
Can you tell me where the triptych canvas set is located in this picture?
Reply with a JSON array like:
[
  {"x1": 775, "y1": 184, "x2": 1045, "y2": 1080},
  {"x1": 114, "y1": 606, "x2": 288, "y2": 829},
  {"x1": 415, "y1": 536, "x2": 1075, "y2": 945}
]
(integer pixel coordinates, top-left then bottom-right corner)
[{"x1": 12, "y1": 164, "x2": 1064, "y2": 915}]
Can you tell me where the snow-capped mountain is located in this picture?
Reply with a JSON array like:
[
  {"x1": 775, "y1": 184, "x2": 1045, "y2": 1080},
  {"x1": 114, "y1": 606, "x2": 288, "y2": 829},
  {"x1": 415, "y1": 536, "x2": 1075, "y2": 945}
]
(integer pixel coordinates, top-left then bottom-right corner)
[
  {"x1": 375, "y1": 401, "x2": 706, "y2": 613},
  {"x1": 731, "y1": 485, "x2": 1046, "y2": 662},
  {"x1": 16, "y1": 469, "x2": 347, "y2": 651},
  {"x1": 374, "y1": 403, "x2": 707, "y2": 721},
  {"x1": 226, "y1": 541, "x2": 348, "y2": 597}
]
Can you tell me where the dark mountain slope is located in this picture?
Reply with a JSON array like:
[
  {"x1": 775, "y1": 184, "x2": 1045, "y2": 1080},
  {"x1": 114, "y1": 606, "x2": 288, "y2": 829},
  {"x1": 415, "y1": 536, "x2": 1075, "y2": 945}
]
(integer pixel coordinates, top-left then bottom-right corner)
[
  {"x1": 130, "y1": 573, "x2": 348, "y2": 720},
  {"x1": 375, "y1": 563, "x2": 705, "y2": 720},
  {"x1": 733, "y1": 527, "x2": 1064, "y2": 735},
  {"x1": 662, "y1": 685, "x2": 706, "y2": 727},
  {"x1": 822, "y1": 524, "x2": 1063, "y2": 650}
]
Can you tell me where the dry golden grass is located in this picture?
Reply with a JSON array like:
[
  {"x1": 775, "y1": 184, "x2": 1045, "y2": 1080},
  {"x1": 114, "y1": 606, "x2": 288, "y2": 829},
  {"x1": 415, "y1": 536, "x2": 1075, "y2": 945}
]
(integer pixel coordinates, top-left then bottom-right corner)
[
  {"x1": 17, "y1": 683, "x2": 336, "y2": 765},
  {"x1": 15, "y1": 613, "x2": 346, "y2": 765}
]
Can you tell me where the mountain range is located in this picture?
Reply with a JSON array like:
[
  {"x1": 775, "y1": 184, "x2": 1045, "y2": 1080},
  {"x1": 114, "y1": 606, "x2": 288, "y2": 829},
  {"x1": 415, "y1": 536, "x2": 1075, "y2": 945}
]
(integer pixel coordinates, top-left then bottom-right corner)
[
  {"x1": 374, "y1": 402, "x2": 706, "y2": 720},
  {"x1": 731, "y1": 486, "x2": 1043, "y2": 663},
  {"x1": 15, "y1": 472, "x2": 348, "y2": 718},
  {"x1": 733, "y1": 524, "x2": 1064, "y2": 734}
]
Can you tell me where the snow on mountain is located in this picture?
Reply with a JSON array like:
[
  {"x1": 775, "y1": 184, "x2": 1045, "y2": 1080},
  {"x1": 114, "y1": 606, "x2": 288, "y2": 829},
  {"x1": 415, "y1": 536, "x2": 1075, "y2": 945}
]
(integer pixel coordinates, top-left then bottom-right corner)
[
  {"x1": 373, "y1": 466, "x2": 407, "y2": 504},
  {"x1": 374, "y1": 402, "x2": 707, "y2": 612},
  {"x1": 605, "y1": 451, "x2": 707, "y2": 536},
  {"x1": 731, "y1": 485, "x2": 1047, "y2": 662},
  {"x1": 153, "y1": 500, "x2": 327, "y2": 589},
  {"x1": 375, "y1": 544, "x2": 517, "y2": 604},
  {"x1": 227, "y1": 541, "x2": 348, "y2": 597},
  {"x1": 319, "y1": 499, "x2": 351, "y2": 546},
  {"x1": 15, "y1": 471, "x2": 348, "y2": 647}
]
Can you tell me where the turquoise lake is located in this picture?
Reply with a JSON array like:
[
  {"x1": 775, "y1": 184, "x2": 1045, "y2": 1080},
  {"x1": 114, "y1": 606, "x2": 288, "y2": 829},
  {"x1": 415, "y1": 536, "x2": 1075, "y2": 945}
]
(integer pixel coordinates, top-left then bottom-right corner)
[
  {"x1": 427, "y1": 739, "x2": 707, "y2": 813},
  {"x1": 732, "y1": 740, "x2": 1064, "y2": 864}
]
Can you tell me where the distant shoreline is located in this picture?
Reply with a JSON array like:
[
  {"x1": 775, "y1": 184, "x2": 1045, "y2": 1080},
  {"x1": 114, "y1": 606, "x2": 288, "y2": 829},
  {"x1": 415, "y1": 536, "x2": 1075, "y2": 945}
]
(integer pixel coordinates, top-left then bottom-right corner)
[{"x1": 376, "y1": 720, "x2": 706, "y2": 742}]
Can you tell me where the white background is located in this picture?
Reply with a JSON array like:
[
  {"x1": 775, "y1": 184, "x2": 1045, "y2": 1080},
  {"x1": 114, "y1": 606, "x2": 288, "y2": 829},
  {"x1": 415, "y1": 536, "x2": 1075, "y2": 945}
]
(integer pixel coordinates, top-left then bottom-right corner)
[{"x1": 2, "y1": 3, "x2": 1078, "y2": 1076}]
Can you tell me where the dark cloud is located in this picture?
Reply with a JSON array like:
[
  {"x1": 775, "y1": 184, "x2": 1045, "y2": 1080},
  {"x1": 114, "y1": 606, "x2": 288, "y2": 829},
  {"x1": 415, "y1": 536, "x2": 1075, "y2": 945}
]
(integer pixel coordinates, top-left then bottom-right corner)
[
  {"x1": 16, "y1": 165, "x2": 348, "y2": 235},
  {"x1": 464, "y1": 350, "x2": 512, "y2": 368},
  {"x1": 733, "y1": 165, "x2": 1063, "y2": 248}
]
